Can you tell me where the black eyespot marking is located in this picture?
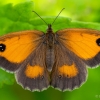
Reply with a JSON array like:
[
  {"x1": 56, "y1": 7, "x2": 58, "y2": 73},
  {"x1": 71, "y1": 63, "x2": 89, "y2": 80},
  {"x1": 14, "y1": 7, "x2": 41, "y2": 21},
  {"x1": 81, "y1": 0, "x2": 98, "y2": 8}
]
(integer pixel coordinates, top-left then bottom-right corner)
[
  {"x1": 96, "y1": 38, "x2": 100, "y2": 46},
  {"x1": 0, "y1": 44, "x2": 6, "y2": 52},
  {"x1": 41, "y1": 75, "x2": 44, "y2": 79},
  {"x1": 58, "y1": 75, "x2": 62, "y2": 79}
]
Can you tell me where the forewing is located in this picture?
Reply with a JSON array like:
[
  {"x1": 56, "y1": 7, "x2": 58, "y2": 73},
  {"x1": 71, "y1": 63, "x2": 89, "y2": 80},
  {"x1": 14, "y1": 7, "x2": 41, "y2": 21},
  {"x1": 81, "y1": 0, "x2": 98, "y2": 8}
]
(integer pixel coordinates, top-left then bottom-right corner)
[
  {"x1": 0, "y1": 30, "x2": 44, "y2": 71},
  {"x1": 56, "y1": 28, "x2": 100, "y2": 67}
]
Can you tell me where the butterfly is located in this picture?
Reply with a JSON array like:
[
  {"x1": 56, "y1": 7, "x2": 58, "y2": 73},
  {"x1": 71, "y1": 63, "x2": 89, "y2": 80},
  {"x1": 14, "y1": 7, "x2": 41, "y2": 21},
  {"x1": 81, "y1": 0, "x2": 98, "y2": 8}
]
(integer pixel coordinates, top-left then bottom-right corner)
[{"x1": 0, "y1": 9, "x2": 100, "y2": 92}]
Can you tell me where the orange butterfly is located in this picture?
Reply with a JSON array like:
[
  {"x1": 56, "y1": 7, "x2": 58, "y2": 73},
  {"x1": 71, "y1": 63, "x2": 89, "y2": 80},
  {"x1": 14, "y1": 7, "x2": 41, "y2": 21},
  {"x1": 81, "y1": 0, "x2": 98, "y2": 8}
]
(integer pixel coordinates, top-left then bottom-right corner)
[{"x1": 0, "y1": 9, "x2": 100, "y2": 91}]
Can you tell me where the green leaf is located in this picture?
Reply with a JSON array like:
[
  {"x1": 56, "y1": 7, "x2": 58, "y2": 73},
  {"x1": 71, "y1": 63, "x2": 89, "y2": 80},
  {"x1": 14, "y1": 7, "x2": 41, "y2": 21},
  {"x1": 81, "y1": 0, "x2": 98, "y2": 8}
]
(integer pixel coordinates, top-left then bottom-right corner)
[{"x1": 0, "y1": 69, "x2": 14, "y2": 88}]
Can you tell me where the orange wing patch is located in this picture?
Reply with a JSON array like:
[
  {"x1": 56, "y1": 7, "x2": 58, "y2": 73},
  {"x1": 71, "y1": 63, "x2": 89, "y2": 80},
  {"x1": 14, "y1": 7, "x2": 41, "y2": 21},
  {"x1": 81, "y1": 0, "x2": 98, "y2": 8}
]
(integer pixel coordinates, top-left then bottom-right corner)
[
  {"x1": 58, "y1": 64, "x2": 78, "y2": 78},
  {"x1": 25, "y1": 64, "x2": 44, "y2": 78}
]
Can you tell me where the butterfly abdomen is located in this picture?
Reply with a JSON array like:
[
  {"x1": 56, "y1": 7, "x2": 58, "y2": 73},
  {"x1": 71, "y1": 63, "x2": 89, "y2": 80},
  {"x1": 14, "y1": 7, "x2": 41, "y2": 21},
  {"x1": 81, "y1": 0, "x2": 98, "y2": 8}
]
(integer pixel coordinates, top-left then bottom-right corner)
[{"x1": 46, "y1": 47, "x2": 55, "y2": 72}]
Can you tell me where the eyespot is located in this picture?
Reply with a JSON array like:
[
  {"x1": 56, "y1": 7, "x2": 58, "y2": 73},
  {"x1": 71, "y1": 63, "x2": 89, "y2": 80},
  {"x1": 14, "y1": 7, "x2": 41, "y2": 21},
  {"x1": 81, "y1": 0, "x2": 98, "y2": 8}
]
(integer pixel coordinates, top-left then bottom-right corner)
[
  {"x1": 96, "y1": 38, "x2": 100, "y2": 46},
  {"x1": 58, "y1": 75, "x2": 62, "y2": 79},
  {"x1": 41, "y1": 75, "x2": 44, "y2": 79},
  {"x1": 0, "y1": 44, "x2": 6, "y2": 52}
]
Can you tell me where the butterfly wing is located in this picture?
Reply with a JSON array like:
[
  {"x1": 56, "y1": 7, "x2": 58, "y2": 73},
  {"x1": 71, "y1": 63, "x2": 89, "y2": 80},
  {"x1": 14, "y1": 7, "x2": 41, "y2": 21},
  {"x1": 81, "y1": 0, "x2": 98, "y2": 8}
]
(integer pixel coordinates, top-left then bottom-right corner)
[
  {"x1": 51, "y1": 41, "x2": 87, "y2": 91},
  {"x1": 16, "y1": 41, "x2": 50, "y2": 91},
  {"x1": 0, "y1": 31, "x2": 50, "y2": 91},
  {"x1": 56, "y1": 28, "x2": 100, "y2": 67},
  {"x1": 51, "y1": 28, "x2": 100, "y2": 91}
]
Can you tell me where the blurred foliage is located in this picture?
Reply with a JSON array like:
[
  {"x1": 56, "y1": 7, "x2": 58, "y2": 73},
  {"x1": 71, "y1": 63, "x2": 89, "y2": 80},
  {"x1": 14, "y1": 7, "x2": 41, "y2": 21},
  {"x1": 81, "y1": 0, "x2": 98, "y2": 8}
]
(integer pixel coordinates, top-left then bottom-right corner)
[
  {"x1": 0, "y1": 0, "x2": 100, "y2": 100},
  {"x1": 1, "y1": 0, "x2": 100, "y2": 22}
]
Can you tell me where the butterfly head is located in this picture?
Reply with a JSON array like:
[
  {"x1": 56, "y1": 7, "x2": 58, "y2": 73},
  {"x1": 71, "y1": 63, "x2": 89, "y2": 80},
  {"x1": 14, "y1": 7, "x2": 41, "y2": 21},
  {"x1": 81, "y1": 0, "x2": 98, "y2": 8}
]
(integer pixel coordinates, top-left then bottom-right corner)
[{"x1": 47, "y1": 24, "x2": 53, "y2": 34}]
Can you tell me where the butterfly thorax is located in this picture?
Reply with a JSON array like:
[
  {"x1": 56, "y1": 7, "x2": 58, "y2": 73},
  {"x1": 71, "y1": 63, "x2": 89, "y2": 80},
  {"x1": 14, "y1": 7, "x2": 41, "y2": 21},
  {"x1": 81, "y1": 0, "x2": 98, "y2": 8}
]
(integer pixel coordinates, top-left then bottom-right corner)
[{"x1": 46, "y1": 24, "x2": 55, "y2": 48}]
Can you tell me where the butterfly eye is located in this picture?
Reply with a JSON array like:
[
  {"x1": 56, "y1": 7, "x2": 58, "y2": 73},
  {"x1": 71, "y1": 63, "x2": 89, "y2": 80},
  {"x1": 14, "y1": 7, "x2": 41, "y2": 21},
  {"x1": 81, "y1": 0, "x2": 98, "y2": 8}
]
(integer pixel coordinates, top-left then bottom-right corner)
[
  {"x1": 0, "y1": 44, "x2": 6, "y2": 52},
  {"x1": 96, "y1": 38, "x2": 100, "y2": 46}
]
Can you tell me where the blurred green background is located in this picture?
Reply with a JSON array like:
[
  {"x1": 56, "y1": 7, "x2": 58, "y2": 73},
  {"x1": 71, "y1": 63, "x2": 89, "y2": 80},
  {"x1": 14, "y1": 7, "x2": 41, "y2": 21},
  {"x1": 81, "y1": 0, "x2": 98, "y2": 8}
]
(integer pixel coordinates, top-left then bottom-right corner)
[{"x1": 0, "y1": 0, "x2": 100, "y2": 100}]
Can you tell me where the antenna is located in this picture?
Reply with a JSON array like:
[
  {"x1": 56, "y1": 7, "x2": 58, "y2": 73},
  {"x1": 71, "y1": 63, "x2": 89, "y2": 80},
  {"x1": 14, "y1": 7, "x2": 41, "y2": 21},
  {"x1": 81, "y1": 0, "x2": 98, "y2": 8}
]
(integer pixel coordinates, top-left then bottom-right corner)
[
  {"x1": 32, "y1": 11, "x2": 48, "y2": 26},
  {"x1": 51, "y1": 8, "x2": 65, "y2": 25},
  {"x1": 32, "y1": 8, "x2": 65, "y2": 26}
]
